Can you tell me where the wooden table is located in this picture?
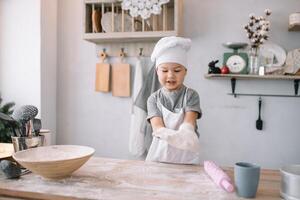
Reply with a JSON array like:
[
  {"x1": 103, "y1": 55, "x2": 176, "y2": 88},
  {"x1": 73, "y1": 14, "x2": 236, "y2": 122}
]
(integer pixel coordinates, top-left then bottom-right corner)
[{"x1": 0, "y1": 157, "x2": 281, "y2": 200}]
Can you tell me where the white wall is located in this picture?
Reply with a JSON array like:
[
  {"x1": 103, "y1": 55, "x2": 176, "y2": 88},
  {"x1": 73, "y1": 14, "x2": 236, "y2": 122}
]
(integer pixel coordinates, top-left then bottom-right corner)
[
  {"x1": 57, "y1": 0, "x2": 299, "y2": 169},
  {"x1": 0, "y1": 0, "x2": 41, "y2": 112},
  {"x1": 41, "y1": 0, "x2": 57, "y2": 145},
  {"x1": 0, "y1": 0, "x2": 57, "y2": 143},
  {"x1": 184, "y1": 0, "x2": 300, "y2": 169}
]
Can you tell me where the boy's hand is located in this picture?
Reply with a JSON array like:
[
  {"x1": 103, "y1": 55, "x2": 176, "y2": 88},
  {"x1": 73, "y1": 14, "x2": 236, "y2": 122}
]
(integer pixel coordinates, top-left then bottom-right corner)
[
  {"x1": 153, "y1": 127, "x2": 177, "y2": 140},
  {"x1": 153, "y1": 123, "x2": 200, "y2": 153},
  {"x1": 179, "y1": 122, "x2": 194, "y2": 132}
]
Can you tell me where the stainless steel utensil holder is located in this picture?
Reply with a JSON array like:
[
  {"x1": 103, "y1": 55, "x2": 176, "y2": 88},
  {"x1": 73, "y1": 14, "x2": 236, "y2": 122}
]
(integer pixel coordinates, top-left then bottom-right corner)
[{"x1": 11, "y1": 136, "x2": 44, "y2": 152}]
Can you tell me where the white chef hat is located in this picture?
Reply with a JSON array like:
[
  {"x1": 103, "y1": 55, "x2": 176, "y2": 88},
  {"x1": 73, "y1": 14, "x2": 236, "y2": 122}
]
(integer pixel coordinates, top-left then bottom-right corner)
[{"x1": 151, "y1": 36, "x2": 191, "y2": 69}]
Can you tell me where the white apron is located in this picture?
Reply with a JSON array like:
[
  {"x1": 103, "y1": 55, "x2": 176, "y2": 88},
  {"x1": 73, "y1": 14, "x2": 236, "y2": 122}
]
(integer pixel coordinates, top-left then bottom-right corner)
[{"x1": 146, "y1": 88, "x2": 200, "y2": 164}]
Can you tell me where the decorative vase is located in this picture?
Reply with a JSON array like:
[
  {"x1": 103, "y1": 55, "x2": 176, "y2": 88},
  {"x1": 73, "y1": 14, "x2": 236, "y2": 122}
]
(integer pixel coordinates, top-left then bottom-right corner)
[{"x1": 248, "y1": 48, "x2": 260, "y2": 74}]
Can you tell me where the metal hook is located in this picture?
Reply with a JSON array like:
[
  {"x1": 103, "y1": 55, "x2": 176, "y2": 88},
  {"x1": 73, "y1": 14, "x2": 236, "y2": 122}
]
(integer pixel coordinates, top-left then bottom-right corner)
[
  {"x1": 120, "y1": 48, "x2": 125, "y2": 57},
  {"x1": 99, "y1": 48, "x2": 107, "y2": 61},
  {"x1": 139, "y1": 48, "x2": 143, "y2": 56},
  {"x1": 259, "y1": 96, "x2": 262, "y2": 101}
]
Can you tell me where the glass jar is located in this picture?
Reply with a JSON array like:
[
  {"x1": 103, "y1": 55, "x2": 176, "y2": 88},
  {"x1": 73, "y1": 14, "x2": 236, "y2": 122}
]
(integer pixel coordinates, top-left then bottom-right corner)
[{"x1": 248, "y1": 48, "x2": 260, "y2": 74}]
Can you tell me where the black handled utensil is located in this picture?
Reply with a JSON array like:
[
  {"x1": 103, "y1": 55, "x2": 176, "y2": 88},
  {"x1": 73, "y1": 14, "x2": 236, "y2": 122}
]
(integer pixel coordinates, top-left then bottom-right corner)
[
  {"x1": 256, "y1": 97, "x2": 263, "y2": 130},
  {"x1": 33, "y1": 118, "x2": 42, "y2": 136}
]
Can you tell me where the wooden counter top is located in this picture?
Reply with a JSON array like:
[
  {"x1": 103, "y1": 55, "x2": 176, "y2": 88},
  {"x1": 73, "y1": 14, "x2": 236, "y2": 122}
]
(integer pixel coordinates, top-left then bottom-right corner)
[{"x1": 0, "y1": 157, "x2": 281, "y2": 200}]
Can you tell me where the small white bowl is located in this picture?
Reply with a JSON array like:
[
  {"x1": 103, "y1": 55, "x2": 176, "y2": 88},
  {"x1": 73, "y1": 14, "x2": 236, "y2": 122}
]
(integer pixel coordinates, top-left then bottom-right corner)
[{"x1": 13, "y1": 145, "x2": 95, "y2": 179}]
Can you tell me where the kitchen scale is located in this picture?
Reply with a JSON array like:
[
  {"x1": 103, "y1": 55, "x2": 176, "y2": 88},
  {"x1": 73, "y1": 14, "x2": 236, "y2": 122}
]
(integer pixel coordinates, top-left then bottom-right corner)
[{"x1": 223, "y1": 42, "x2": 248, "y2": 74}]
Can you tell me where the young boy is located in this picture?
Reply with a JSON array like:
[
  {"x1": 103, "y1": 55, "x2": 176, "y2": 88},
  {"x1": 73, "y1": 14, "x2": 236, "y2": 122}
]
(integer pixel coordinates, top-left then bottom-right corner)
[{"x1": 146, "y1": 36, "x2": 202, "y2": 164}]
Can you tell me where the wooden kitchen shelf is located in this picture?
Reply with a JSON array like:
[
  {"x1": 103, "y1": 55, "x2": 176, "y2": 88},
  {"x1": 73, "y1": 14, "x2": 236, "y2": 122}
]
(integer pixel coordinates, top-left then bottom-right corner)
[
  {"x1": 204, "y1": 74, "x2": 300, "y2": 97},
  {"x1": 84, "y1": 31, "x2": 178, "y2": 43},
  {"x1": 204, "y1": 74, "x2": 300, "y2": 80},
  {"x1": 83, "y1": 0, "x2": 183, "y2": 43}
]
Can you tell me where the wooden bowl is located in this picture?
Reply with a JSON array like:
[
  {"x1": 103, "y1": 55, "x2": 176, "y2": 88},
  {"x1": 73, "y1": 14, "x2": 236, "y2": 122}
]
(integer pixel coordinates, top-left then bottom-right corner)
[
  {"x1": 0, "y1": 143, "x2": 14, "y2": 159},
  {"x1": 12, "y1": 145, "x2": 95, "y2": 179}
]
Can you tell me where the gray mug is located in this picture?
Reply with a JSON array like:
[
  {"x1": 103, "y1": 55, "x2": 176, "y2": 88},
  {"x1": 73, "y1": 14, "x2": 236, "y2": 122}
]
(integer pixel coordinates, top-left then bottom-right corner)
[{"x1": 234, "y1": 162, "x2": 260, "y2": 198}]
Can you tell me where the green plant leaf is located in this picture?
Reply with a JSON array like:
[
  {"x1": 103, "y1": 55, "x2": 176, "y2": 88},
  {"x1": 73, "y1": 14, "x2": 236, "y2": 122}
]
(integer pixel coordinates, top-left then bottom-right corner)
[
  {"x1": 0, "y1": 122, "x2": 5, "y2": 130},
  {"x1": 0, "y1": 102, "x2": 15, "y2": 114},
  {"x1": 0, "y1": 94, "x2": 15, "y2": 143}
]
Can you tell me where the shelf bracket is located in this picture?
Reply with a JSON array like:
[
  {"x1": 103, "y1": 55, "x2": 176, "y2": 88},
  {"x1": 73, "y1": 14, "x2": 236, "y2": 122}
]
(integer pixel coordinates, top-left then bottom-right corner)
[
  {"x1": 227, "y1": 78, "x2": 300, "y2": 98},
  {"x1": 228, "y1": 93, "x2": 300, "y2": 97},
  {"x1": 294, "y1": 79, "x2": 299, "y2": 95},
  {"x1": 231, "y1": 78, "x2": 236, "y2": 97}
]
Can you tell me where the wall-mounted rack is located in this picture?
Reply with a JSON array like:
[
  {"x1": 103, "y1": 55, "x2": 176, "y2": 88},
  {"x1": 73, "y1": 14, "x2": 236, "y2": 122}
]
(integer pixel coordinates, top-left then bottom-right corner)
[
  {"x1": 204, "y1": 74, "x2": 300, "y2": 98},
  {"x1": 83, "y1": 0, "x2": 183, "y2": 43}
]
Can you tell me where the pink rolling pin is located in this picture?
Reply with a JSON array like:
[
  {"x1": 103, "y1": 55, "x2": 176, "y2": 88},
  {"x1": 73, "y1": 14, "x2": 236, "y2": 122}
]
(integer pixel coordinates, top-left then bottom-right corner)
[{"x1": 204, "y1": 160, "x2": 235, "y2": 193}]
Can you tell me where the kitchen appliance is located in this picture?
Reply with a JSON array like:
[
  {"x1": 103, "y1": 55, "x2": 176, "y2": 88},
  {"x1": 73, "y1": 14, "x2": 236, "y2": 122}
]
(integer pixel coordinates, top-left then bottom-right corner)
[{"x1": 222, "y1": 42, "x2": 248, "y2": 74}]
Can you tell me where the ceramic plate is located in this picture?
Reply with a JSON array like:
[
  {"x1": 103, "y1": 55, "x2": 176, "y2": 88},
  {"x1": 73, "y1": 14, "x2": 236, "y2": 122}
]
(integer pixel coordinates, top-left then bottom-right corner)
[
  {"x1": 260, "y1": 42, "x2": 287, "y2": 67},
  {"x1": 101, "y1": 12, "x2": 133, "y2": 32}
]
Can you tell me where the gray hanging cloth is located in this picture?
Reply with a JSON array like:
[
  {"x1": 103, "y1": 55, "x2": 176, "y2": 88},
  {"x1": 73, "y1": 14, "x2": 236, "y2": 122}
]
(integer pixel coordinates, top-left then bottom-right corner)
[
  {"x1": 134, "y1": 64, "x2": 161, "y2": 152},
  {"x1": 129, "y1": 57, "x2": 152, "y2": 157}
]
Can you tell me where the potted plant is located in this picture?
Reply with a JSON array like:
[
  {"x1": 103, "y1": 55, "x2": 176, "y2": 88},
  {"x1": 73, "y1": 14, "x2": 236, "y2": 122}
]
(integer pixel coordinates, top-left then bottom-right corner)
[
  {"x1": 0, "y1": 95, "x2": 17, "y2": 143},
  {"x1": 0, "y1": 95, "x2": 17, "y2": 158}
]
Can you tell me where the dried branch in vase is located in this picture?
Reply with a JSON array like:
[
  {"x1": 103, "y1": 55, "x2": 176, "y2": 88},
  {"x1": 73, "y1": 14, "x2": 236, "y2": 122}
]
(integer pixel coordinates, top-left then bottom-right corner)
[{"x1": 244, "y1": 9, "x2": 272, "y2": 52}]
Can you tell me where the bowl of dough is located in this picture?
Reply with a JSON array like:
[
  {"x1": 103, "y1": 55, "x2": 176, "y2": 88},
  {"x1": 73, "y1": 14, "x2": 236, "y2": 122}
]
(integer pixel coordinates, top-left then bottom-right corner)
[{"x1": 13, "y1": 145, "x2": 95, "y2": 179}]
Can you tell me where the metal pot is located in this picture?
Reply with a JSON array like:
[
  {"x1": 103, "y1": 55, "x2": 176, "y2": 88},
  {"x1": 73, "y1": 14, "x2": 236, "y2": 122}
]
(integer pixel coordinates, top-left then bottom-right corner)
[{"x1": 280, "y1": 165, "x2": 300, "y2": 200}]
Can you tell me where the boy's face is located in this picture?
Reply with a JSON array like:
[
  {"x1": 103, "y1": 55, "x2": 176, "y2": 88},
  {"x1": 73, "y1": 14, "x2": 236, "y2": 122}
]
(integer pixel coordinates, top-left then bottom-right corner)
[{"x1": 156, "y1": 63, "x2": 187, "y2": 91}]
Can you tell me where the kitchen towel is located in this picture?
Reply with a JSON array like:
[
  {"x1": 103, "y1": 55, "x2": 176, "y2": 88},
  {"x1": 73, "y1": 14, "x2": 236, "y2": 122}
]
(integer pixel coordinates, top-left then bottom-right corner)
[
  {"x1": 129, "y1": 57, "x2": 152, "y2": 157},
  {"x1": 134, "y1": 64, "x2": 161, "y2": 152}
]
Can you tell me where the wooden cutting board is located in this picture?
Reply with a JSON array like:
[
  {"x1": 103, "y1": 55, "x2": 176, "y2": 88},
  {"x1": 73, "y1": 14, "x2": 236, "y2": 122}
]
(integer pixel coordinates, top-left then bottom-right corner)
[
  {"x1": 95, "y1": 52, "x2": 110, "y2": 92},
  {"x1": 112, "y1": 62, "x2": 130, "y2": 97},
  {"x1": 92, "y1": 10, "x2": 101, "y2": 33}
]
